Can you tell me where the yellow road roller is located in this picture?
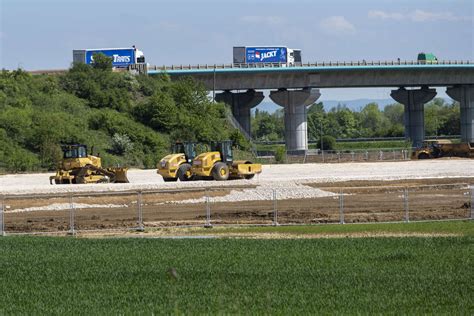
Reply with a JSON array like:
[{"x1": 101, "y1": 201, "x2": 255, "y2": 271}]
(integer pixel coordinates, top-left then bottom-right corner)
[
  {"x1": 157, "y1": 142, "x2": 197, "y2": 182},
  {"x1": 192, "y1": 140, "x2": 262, "y2": 181}
]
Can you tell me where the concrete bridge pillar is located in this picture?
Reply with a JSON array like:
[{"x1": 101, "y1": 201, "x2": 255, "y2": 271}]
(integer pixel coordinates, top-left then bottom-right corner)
[
  {"x1": 446, "y1": 85, "x2": 474, "y2": 143},
  {"x1": 215, "y1": 89, "x2": 264, "y2": 136},
  {"x1": 391, "y1": 87, "x2": 437, "y2": 147},
  {"x1": 269, "y1": 88, "x2": 321, "y2": 154}
]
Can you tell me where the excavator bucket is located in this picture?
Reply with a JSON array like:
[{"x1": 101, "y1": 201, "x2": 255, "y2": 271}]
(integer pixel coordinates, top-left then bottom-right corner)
[{"x1": 109, "y1": 167, "x2": 129, "y2": 183}]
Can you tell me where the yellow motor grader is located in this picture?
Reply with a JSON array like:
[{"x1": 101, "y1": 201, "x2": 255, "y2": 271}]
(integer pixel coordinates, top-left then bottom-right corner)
[
  {"x1": 50, "y1": 144, "x2": 129, "y2": 184},
  {"x1": 157, "y1": 141, "x2": 197, "y2": 182},
  {"x1": 192, "y1": 140, "x2": 262, "y2": 181}
]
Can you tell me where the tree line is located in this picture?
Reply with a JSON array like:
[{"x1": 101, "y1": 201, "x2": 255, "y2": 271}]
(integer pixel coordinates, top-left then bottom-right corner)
[{"x1": 252, "y1": 98, "x2": 460, "y2": 148}]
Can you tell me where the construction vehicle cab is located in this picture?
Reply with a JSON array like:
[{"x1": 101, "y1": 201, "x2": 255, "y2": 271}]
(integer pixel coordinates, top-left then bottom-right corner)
[
  {"x1": 417, "y1": 52, "x2": 438, "y2": 64},
  {"x1": 192, "y1": 140, "x2": 262, "y2": 181},
  {"x1": 50, "y1": 144, "x2": 129, "y2": 184},
  {"x1": 157, "y1": 141, "x2": 197, "y2": 182}
]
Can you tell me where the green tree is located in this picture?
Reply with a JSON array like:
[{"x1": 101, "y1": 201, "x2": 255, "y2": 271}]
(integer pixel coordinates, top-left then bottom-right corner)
[
  {"x1": 91, "y1": 53, "x2": 113, "y2": 71},
  {"x1": 359, "y1": 103, "x2": 387, "y2": 136},
  {"x1": 307, "y1": 103, "x2": 326, "y2": 141},
  {"x1": 134, "y1": 90, "x2": 177, "y2": 132}
]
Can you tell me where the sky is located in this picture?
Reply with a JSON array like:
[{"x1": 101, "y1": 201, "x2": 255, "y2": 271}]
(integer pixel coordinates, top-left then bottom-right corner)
[{"x1": 1, "y1": 0, "x2": 473, "y2": 101}]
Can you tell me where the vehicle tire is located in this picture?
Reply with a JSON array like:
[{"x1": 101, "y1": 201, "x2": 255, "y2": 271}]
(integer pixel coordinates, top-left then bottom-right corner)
[
  {"x1": 163, "y1": 177, "x2": 178, "y2": 182},
  {"x1": 212, "y1": 162, "x2": 229, "y2": 181},
  {"x1": 244, "y1": 174, "x2": 255, "y2": 180},
  {"x1": 177, "y1": 163, "x2": 194, "y2": 181},
  {"x1": 418, "y1": 153, "x2": 430, "y2": 159}
]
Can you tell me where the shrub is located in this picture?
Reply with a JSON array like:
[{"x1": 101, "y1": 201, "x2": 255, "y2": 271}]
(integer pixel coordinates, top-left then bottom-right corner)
[
  {"x1": 274, "y1": 146, "x2": 286, "y2": 163},
  {"x1": 111, "y1": 133, "x2": 134, "y2": 155},
  {"x1": 318, "y1": 135, "x2": 336, "y2": 150}
]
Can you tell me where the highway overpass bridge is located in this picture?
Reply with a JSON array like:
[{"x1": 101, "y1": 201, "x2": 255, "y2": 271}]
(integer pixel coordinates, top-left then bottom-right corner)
[{"x1": 148, "y1": 61, "x2": 474, "y2": 153}]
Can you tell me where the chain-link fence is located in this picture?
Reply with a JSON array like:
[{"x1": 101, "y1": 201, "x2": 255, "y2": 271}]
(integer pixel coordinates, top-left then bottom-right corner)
[{"x1": 1, "y1": 184, "x2": 472, "y2": 235}]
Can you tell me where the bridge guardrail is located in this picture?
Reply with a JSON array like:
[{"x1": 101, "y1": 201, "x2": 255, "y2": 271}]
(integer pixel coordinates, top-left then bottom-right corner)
[{"x1": 150, "y1": 60, "x2": 474, "y2": 71}]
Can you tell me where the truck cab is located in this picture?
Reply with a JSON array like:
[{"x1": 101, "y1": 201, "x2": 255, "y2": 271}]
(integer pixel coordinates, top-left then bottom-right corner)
[
  {"x1": 287, "y1": 49, "x2": 302, "y2": 65},
  {"x1": 417, "y1": 52, "x2": 438, "y2": 64}
]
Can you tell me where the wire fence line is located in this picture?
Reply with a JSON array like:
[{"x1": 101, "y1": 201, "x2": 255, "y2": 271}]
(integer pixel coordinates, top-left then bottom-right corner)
[
  {"x1": 0, "y1": 183, "x2": 472, "y2": 236},
  {"x1": 256, "y1": 148, "x2": 412, "y2": 164}
]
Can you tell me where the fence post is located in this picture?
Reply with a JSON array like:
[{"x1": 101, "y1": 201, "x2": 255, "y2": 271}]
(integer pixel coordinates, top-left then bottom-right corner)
[
  {"x1": 339, "y1": 190, "x2": 345, "y2": 224},
  {"x1": 404, "y1": 188, "x2": 409, "y2": 222},
  {"x1": 0, "y1": 198, "x2": 5, "y2": 236},
  {"x1": 205, "y1": 189, "x2": 212, "y2": 228},
  {"x1": 137, "y1": 191, "x2": 144, "y2": 231},
  {"x1": 69, "y1": 194, "x2": 76, "y2": 235},
  {"x1": 272, "y1": 189, "x2": 279, "y2": 226},
  {"x1": 470, "y1": 186, "x2": 474, "y2": 220}
]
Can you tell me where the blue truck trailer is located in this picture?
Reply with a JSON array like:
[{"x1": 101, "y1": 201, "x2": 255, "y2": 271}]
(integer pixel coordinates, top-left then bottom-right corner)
[
  {"x1": 72, "y1": 46, "x2": 146, "y2": 68},
  {"x1": 233, "y1": 46, "x2": 302, "y2": 66}
]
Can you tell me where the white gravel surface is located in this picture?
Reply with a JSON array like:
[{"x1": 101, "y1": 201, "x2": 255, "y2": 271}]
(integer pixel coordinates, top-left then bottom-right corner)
[
  {"x1": 170, "y1": 182, "x2": 337, "y2": 204},
  {"x1": 9, "y1": 203, "x2": 128, "y2": 213},
  {"x1": 0, "y1": 160, "x2": 473, "y2": 196}
]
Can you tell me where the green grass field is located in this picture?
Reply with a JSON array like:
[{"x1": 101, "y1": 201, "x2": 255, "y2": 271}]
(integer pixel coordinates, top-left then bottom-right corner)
[{"x1": 1, "y1": 221, "x2": 473, "y2": 314}]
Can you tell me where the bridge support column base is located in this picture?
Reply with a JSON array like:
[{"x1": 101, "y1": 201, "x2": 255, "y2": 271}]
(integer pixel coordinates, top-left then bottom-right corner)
[
  {"x1": 215, "y1": 89, "x2": 264, "y2": 137},
  {"x1": 446, "y1": 85, "x2": 474, "y2": 143},
  {"x1": 269, "y1": 88, "x2": 321, "y2": 154},
  {"x1": 391, "y1": 87, "x2": 436, "y2": 147}
]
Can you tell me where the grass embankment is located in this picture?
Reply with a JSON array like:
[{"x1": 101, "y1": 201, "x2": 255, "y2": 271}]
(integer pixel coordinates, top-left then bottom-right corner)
[
  {"x1": 1, "y1": 221, "x2": 473, "y2": 314},
  {"x1": 182, "y1": 220, "x2": 474, "y2": 237}
]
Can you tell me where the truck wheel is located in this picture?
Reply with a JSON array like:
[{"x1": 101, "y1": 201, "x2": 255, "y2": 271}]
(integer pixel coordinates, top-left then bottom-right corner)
[
  {"x1": 212, "y1": 162, "x2": 229, "y2": 181},
  {"x1": 177, "y1": 163, "x2": 194, "y2": 181},
  {"x1": 163, "y1": 177, "x2": 178, "y2": 182},
  {"x1": 244, "y1": 174, "x2": 255, "y2": 180},
  {"x1": 418, "y1": 153, "x2": 430, "y2": 159}
]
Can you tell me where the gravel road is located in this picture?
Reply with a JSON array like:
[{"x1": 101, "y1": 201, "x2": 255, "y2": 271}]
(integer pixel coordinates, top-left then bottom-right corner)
[{"x1": 0, "y1": 159, "x2": 472, "y2": 196}]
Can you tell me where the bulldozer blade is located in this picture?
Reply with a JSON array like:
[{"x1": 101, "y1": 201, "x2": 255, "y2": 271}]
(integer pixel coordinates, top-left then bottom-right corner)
[{"x1": 110, "y1": 168, "x2": 129, "y2": 183}]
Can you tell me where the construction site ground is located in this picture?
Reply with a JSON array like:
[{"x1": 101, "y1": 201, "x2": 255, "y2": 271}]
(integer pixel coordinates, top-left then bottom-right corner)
[{"x1": 1, "y1": 159, "x2": 473, "y2": 234}]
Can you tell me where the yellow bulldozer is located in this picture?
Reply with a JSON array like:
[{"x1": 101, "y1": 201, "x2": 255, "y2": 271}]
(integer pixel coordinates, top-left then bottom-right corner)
[
  {"x1": 157, "y1": 141, "x2": 197, "y2": 182},
  {"x1": 192, "y1": 140, "x2": 262, "y2": 181},
  {"x1": 412, "y1": 139, "x2": 474, "y2": 159},
  {"x1": 50, "y1": 144, "x2": 129, "y2": 184}
]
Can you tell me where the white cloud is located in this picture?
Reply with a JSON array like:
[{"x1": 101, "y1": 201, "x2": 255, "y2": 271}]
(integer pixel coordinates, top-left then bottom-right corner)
[
  {"x1": 368, "y1": 9, "x2": 472, "y2": 22},
  {"x1": 368, "y1": 10, "x2": 404, "y2": 20},
  {"x1": 410, "y1": 10, "x2": 467, "y2": 22},
  {"x1": 240, "y1": 16, "x2": 285, "y2": 26},
  {"x1": 319, "y1": 16, "x2": 356, "y2": 34}
]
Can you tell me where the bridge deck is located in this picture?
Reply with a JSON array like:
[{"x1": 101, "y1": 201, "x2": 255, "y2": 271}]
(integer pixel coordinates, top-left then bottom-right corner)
[{"x1": 148, "y1": 61, "x2": 474, "y2": 75}]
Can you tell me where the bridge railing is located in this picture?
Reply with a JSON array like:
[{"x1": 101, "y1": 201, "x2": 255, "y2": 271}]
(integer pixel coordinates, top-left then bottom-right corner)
[{"x1": 149, "y1": 60, "x2": 474, "y2": 71}]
